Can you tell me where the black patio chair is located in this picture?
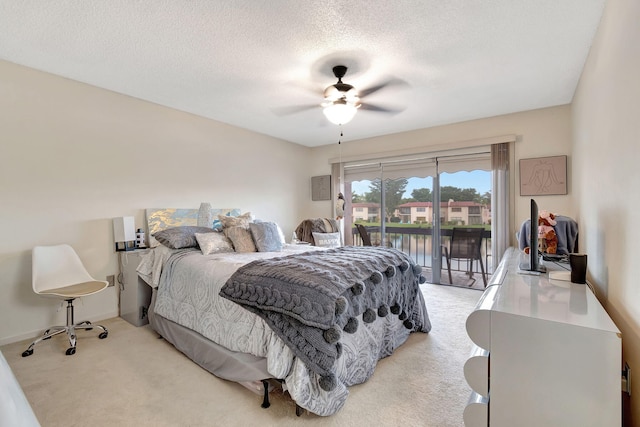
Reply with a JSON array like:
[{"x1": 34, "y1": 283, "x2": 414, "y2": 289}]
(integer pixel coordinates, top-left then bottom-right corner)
[
  {"x1": 443, "y1": 227, "x2": 487, "y2": 288},
  {"x1": 355, "y1": 224, "x2": 373, "y2": 246}
]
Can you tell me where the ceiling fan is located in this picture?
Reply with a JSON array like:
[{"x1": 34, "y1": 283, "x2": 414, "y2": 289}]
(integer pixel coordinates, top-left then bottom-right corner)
[
  {"x1": 274, "y1": 65, "x2": 407, "y2": 125},
  {"x1": 321, "y1": 65, "x2": 361, "y2": 125}
]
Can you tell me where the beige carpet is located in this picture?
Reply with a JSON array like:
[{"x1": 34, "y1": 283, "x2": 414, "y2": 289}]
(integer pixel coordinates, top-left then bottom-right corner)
[
  {"x1": 425, "y1": 268, "x2": 489, "y2": 291},
  {"x1": 1, "y1": 283, "x2": 482, "y2": 427}
]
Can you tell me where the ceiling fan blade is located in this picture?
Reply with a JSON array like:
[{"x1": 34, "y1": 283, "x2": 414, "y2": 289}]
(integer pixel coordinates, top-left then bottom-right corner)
[
  {"x1": 359, "y1": 78, "x2": 409, "y2": 99},
  {"x1": 360, "y1": 103, "x2": 406, "y2": 114},
  {"x1": 271, "y1": 104, "x2": 318, "y2": 116}
]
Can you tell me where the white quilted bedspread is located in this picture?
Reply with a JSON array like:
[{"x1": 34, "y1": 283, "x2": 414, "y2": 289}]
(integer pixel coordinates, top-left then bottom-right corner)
[{"x1": 138, "y1": 244, "x2": 428, "y2": 416}]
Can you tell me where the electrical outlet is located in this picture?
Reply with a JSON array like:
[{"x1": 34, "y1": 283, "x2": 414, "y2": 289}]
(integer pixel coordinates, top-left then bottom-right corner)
[{"x1": 107, "y1": 275, "x2": 115, "y2": 287}]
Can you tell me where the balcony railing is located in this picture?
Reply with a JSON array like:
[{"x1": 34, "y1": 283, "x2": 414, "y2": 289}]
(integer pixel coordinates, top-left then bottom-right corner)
[{"x1": 352, "y1": 225, "x2": 493, "y2": 278}]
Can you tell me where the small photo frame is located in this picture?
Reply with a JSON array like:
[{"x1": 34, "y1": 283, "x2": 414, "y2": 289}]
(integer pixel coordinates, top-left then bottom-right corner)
[
  {"x1": 311, "y1": 175, "x2": 331, "y2": 201},
  {"x1": 519, "y1": 155, "x2": 567, "y2": 196}
]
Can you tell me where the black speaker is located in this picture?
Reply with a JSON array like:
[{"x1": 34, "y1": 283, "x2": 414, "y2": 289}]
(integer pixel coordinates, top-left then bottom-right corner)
[{"x1": 569, "y1": 253, "x2": 587, "y2": 284}]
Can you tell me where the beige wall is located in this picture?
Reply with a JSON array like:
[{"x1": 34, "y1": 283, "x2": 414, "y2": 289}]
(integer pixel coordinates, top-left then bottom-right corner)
[
  {"x1": 0, "y1": 60, "x2": 313, "y2": 345},
  {"x1": 572, "y1": 0, "x2": 640, "y2": 423},
  {"x1": 2, "y1": 1, "x2": 638, "y2": 420},
  {"x1": 310, "y1": 104, "x2": 575, "y2": 240}
]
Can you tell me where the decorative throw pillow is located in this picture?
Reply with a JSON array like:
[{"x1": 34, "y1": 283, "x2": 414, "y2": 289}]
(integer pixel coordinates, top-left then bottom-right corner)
[
  {"x1": 274, "y1": 223, "x2": 287, "y2": 245},
  {"x1": 312, "y1": 232, "x2": 341, "y2": 248},
  {"x1": 249, "y1": 222, "x2": 283, "y2": 252},
  {"x1": 225, "y1": 226, "x2": 257, "y2": 253},
  {"x1": 153, "y1": 226, "x2": 216, "y2": 249},
  {"x1": 253, "y1": 219, "x2": 287, "y2": 245},
  {"x1": 195, "y1": 232, "x2": 234, "y2": 255},
  {"x1": 197, "y1": 202, "x2": 213, "y2": 228},
  {"x1": 218, "y1": 212, "x2": 252, "y2": 229}
]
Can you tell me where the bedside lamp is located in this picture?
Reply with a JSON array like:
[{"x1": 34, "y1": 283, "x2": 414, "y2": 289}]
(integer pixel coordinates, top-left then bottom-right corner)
[{"x1": 113, "y1": 216, "x2": 136, "y2": 251}]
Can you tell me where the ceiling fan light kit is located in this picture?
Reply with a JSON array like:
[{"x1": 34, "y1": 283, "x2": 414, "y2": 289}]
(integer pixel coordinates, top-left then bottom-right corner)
[
  {"x1": 322, "y1": 65, "x2": 361, "y2": 125},
  {"x1": 323, "y1": 101, "x2": 359, "y2": 125},
  {"x1": 277, "y1": 64, "x2": 404, "y2": 126}
]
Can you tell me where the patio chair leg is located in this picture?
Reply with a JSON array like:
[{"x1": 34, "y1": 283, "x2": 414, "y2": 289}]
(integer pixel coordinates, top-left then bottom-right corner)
[
  {"x1": 443, "y1": 247, "x2": 453, "y2": 284},
  {"x1": 479, "y1": 257, "x2": 487, "y2": 288}
]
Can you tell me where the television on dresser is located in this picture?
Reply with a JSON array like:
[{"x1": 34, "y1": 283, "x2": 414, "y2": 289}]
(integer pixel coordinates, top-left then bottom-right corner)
[{"x1": 519, "y1": 198, "x2": 546, "y2": 273}]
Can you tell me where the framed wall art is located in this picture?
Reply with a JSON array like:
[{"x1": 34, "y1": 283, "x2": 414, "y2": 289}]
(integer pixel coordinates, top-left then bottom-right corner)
[
  {"x1": 519, "y1": 155, "x2": 567, "y2": 196},
  {"x1": 311, "y1": 175, "x2": 331, "y2": 201}
]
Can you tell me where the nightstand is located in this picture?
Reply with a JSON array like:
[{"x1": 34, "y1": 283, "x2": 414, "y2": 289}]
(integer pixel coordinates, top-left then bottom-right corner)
[{"x1": 118, "y1": 249, "x2": 152, "y2": 327}]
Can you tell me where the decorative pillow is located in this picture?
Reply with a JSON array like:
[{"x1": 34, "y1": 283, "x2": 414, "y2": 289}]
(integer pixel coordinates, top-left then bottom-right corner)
[
  {"x1": 312, "y1": 232, "x2": 341, "y2": 248},
  {"x1": 254, "y1": 219, "x2": 287, "y2": 245},
  {"x1": 197, "y1": 202, "x2": 213, "y2": 228},
  {"x1": 275, "y1": 223, "x2": 286, "y2": 245},
  {"x1": 195, "y1": 232, "x2": 234, "y2": 255},
  {"x1": 218, "y1": 212, "x2": 252, "y2": 229},
  {"x1": 249, "y1": 222, "x2": 283, "y2": 252},
  {"x1": 153, "y1": 226, "x2": 216, "y2": 249},
  {"x1": 225, "y1": 226, "x2": 257, "y2": 253}
]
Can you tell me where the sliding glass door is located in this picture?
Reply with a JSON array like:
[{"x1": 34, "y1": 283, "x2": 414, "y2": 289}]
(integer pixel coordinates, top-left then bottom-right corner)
[
  {"x1": 437, "y1": 169, "x2": 492, "y2": 286},
  {"x1": 342, "y1": 150, "x2": 494, "y2": 286}
]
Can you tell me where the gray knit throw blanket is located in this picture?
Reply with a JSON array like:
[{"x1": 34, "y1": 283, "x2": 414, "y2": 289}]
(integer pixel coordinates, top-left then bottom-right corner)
[{"x1": 219, "y1": 246, "x2": 427, "y2": 391}]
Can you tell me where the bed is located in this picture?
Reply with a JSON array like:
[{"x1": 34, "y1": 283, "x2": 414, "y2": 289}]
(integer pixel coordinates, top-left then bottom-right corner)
[{"x1": 137, "y1": 208, "x2": 432, "y2": 416}]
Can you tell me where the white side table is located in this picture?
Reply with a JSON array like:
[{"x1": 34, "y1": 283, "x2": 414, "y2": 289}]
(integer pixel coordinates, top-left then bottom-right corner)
[{"x1": 118, "y1": 249, "x2": 152, "y2": 327}]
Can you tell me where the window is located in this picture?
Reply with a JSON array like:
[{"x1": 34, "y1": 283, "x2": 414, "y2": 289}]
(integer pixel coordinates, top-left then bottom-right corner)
[{"x1": 333, "y1": 139, "x2": 512, "y2": 282}]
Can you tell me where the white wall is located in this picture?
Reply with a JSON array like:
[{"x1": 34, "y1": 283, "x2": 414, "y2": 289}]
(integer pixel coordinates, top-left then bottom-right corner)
[
  {"x1": 0, "y1": 60, "x2": 313, "y2": 345},
  {"x1": 572, "y1": 0, "x2": 640, "y2": 422},
  {"x1": 309, "y1": 104, "x2": 575, "y2": 241}
]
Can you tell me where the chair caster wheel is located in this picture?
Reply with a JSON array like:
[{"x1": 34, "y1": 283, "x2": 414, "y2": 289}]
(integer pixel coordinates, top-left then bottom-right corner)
[
  {"x1": 66, "y1": 347, "x2": 76, "y2": 356},
  {"x1": 98, "y1": 332, "x2": 108, "y2": 339},
  {"x1": 22, "y1": 349, "x2": 33, "y2": 357}
]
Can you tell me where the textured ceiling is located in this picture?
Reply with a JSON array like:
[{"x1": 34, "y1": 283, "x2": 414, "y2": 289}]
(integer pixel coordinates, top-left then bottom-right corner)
[{"x1": 0, "y1": 1, "x2": 606, "y2": 147}]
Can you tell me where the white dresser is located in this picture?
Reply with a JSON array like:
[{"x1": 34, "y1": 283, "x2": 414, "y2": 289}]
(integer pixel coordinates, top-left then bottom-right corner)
[{"x1": 464, "y1": 247, "x2": 621, "y2": 427}]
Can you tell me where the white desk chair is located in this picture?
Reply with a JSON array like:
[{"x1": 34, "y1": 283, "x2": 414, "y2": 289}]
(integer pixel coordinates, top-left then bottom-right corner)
[{"x1": 22, "y1": 244, "x2": 109, "y2": 357}]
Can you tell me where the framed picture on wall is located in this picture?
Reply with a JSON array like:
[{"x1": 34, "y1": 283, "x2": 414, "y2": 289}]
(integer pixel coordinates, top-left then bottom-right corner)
[
  {"x1": 519, "y1": 155, "x2": 567, "y2": 196},
  {"x1": 311, "y1": 175, "x2": 331, "y2": 201}
]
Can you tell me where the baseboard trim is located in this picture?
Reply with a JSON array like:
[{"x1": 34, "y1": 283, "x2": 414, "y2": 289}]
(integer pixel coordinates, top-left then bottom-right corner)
[{"x1": 0, "y1": 311, "x2": 119, "y2": 347}]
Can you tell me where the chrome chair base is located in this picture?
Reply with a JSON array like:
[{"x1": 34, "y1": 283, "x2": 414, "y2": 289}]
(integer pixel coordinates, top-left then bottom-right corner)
[{"x1": 22, "y1": 298, "x2": 108, "y2": 357}]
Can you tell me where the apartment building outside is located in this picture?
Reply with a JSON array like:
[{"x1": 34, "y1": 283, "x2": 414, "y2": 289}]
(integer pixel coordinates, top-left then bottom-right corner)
[{"x1": 353, "y1": 200, "x2": 490, "y2": 225}]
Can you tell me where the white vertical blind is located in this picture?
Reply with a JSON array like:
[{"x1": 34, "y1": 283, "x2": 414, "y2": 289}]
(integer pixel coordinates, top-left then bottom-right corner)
[
  {"x1": 343, "y1": 163, "x2": 382, "y2": 182},
  {"x1": 343, "y1": 149, "x2": 489, "y2": 182},
  {"x1": 437, "y1": 152, "x2": 491, "y2": 174},
  {"x1": 381, "y1": 159, "x2": 437, "y2": 179}
]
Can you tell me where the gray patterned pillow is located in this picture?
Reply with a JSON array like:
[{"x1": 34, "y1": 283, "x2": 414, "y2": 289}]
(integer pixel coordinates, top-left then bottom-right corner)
[
  {"x1": 225, "y1": 226, "x2": 257, "y2": 253},
  {"x1": 218, "y1": 212, "x2": 252, "y2": 229},
  {"x1": 249, "y1": 222, "x2": 283, "y2": 252},
  {"x1": 195, "y1": 232, "x2": 234, "y2": 255},
  {"x1": 312, "y1": 232, "x2": 341, "y2": 248},
  {"x1": 153, "y1": 226, "x2": 216, "y2": 249}
]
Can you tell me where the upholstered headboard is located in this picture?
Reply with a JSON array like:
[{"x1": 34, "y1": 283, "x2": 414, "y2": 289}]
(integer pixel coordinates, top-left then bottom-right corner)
[{"x1": 146, "y1": 207, "x2": 240, "y2": 248}]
